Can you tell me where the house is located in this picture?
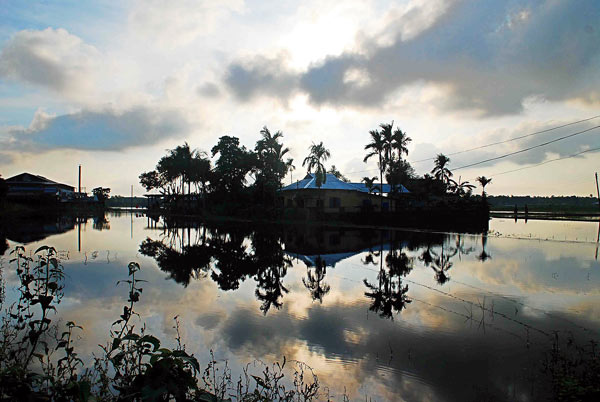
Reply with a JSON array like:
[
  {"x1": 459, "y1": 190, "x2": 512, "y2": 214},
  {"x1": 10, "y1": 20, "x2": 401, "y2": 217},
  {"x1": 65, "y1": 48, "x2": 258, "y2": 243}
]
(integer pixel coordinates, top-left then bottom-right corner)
[
  {"x1": 5, "y1": 172, "x2": 76, "y2": 201},
  {"x1": 279, "y1": 173, "x2": 409, "y2": 213}
]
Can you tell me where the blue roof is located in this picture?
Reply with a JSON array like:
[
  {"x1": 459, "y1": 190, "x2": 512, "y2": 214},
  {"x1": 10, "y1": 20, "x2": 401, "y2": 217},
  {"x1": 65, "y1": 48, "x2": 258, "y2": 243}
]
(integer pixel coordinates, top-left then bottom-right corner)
[{"x1": 280, "y1": 173, "x2": 409, "y2": 193}]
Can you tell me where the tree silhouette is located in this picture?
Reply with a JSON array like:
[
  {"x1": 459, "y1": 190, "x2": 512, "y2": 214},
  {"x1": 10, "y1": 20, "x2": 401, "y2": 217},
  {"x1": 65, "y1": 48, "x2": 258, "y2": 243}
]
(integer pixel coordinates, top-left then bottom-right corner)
[
  {"x1": 364, "y1": 129, "x2": 386, "y2": 208},
  {"x1": 138, "y1": 143, "x2": 211, "y2": 207},
  {"x1": 211, "y1": 136, "x2": 255, "y2": 198},
  {"x1": 431, "y1": 153, "x2": 453, "y2": 189},
  {"x1": 392, "y1": 125, "x2": 411, "y2": 161},
  {"x1": 327, "y1": 165, "x2": 349, "y2": 182},
  {"x1": 302, "y1": 142, "x2": 331, "y2": 188},
  {"x1": 362, "y1": 176, "x2": 378, "y2": 194},
  {"x1": 449, "y1": 177, "x2": 475, "y2": 197},
  {"x1": 254, "y1": 126, "x2": 294, "y2": 204},
  {"x1": 476, "y1": 176, "x2": 492, "y2": 198}
]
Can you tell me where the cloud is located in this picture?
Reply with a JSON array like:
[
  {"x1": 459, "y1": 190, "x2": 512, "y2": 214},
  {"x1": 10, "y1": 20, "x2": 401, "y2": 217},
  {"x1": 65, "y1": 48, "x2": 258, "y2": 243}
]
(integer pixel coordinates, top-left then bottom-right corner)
[
  {"x1": 3, "y1": 106, "x2": 190, "y2": 151},
  {"x1": 128, "y1": 0, "x2": 245, "y2": 47},
  {"x1": 224, "y1": 54, "x2": 299, "y2": 101},
  {"x1": 0, "y1": 152, "x2": 14, "y2": 166},
  {"x1": 224, "y1": 0, "x2": 600, "y2": 115},
  {"x1": 197, "y1": 82, "x2": 221, "y2": 98},
  {"x1": 0, "y1": 28, "x2": 101, "y2": 97}
]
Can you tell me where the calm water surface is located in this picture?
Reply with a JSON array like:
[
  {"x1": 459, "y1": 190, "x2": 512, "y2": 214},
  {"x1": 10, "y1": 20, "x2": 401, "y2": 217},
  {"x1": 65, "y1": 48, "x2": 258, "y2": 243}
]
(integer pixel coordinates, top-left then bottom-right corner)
[{"x1": 1, "y1": 212, "x2": 599, "y2": 401}]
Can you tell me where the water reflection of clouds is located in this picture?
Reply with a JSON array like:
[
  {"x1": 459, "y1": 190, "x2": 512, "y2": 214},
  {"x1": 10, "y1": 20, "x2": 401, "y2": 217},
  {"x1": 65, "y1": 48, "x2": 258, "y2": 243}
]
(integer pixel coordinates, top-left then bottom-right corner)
[
  {"x1": 3, "y1": 216, "x2": 600, "y2": 401},
  {"x1": 455, "y1": 238, "x2": 600, "y2": 297}
]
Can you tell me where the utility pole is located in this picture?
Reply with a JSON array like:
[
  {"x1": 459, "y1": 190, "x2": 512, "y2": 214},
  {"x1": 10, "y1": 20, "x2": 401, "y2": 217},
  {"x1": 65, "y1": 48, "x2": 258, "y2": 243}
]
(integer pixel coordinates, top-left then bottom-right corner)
[
  {"x1": 78, "y1": 164, "x2": 81, "y2": 199},
  {"x1": 595, "y1": 172, "x2": 600, "y2": 212}
]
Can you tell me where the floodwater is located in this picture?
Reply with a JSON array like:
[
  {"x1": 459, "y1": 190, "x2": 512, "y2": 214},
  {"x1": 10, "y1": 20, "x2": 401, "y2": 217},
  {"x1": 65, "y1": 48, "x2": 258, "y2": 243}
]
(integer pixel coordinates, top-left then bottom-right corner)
[{"x1": 1, "y1": 212, "x2": 599, "y2": 401}]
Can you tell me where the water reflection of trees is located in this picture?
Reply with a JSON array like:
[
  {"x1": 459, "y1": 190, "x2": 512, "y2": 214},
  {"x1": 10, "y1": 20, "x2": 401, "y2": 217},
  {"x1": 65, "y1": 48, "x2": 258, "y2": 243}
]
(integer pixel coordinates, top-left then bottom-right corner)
[
  {"x1": 478, "y1": 233, "x2": 492, "y2": 262},
  {"x1": 138, "y1": 221, "x2": 493, "y2": 317},
  {"x1": 419, "y1": 242, "x2": 457, "y2": 285},
  {"x1": 417, "y1": 233, "x2": 482, "y2": 285},
  {"x1": 363, "y1": 234, "x2": 413, "y2": 319},
  {"x1": 302, "y1": 256, "x2": 330, "y2": 303},
  {"x1": 139, "y1": 224, "x2": 292, "y2": 314}
]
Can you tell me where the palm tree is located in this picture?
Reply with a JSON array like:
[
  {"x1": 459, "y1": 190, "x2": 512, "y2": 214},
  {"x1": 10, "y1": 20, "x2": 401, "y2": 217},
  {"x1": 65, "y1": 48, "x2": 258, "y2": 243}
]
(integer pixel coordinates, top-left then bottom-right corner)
[
  {"x1": 302, "y1": 141, "x2": 330, "y2": 188},
  {"x1": 379, "y1": 122, "x2": 394, "y2": 164},
  {"x1": 362, "y1": 176, "x2": 378, "y2": 194},
  {"x1": 431, "y1": 153, "x2": 453, "y2": 188},
  {"x1": 476, "y1": 176, "x2": 492, "y2": 198},
  {"x1": 392, "y1": 127, "x2": 411, "y2": 160},
  {"x1": 451, "y1": 176, "x2": 475, "y2": 197},
  {"x1": 364, "y1": 129, "x2": 386, "y2": 209}
]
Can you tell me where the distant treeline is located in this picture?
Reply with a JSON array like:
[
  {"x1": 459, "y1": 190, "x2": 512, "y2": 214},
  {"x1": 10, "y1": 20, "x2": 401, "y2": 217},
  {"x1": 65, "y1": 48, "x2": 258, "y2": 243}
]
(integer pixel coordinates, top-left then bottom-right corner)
[
  {"x1": 106, "y1": 196, "x2": 148, "y2": 208},
  {"x1": 489, "y1": 195, "x2": 599, "y2": 212}
]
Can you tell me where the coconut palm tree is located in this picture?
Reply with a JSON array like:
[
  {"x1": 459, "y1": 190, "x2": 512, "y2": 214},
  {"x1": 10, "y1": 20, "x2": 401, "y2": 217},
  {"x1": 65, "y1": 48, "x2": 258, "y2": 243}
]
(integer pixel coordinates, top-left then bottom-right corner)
[
  {"x1": 476, "y1": 176, "x2": 492, "y2": 198},
  {"x1": 364, "y1": 129, "x2": 386, "y2": 208},
  {"x1": 431, "y1": 153, "x2": 453, "y2": 188},
  {"x1": 302, "y1": 141, "x2": 330, "y2": 188}
]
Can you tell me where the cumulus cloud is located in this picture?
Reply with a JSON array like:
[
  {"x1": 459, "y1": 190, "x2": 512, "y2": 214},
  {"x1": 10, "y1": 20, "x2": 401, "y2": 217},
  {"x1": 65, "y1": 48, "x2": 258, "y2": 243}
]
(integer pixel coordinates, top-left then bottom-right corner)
[
  {"x1": 224, "y1": 0, "x2": 600, "y2": 115},
  {"x1": 0, "y1": 28, "x2": 101, "y2": 97},
  {"x1": 3, "y1": 106, "x2": 190, "y2": 151}
]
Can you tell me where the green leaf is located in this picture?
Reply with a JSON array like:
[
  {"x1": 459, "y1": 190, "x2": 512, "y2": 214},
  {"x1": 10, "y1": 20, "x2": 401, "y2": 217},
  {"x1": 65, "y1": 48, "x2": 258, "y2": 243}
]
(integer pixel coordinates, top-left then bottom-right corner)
[{"x1": 35, "y1": 246, "x2": 49, "y2": 254}]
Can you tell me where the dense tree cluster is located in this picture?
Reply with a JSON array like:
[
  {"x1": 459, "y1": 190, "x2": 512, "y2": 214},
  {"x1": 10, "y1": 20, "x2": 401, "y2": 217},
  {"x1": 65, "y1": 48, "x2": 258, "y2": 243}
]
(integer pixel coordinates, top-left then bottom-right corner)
[
  {"x1": 139, "y1": 127, "x2": 295, "y2": 213},
  {"x1": 138, "y1": 122, "x2": 491, "y2": 215}
]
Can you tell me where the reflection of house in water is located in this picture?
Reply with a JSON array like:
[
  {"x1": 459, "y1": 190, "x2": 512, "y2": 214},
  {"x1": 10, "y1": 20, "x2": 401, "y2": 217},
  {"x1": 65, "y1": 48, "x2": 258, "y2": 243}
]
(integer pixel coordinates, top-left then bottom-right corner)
[
  {"x1": 283, "y1": 225, "x2": 447, "y2": 268},
  {"x1": 284, "y1": 226, "x2": 395, "y2": 268},
  {"x1": 5, "y1": 216, "x2": 79, "y2": 244}
]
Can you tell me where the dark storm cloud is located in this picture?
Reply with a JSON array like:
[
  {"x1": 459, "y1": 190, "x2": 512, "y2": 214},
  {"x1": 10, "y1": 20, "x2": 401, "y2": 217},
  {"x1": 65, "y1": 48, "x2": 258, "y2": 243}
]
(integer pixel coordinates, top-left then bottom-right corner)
[
  {"x1": 224, "y1": 0, "x2": 600, "y2": 115},
  {"x1": 3, "y1": 106, "x2": 190, "y2": 151}
]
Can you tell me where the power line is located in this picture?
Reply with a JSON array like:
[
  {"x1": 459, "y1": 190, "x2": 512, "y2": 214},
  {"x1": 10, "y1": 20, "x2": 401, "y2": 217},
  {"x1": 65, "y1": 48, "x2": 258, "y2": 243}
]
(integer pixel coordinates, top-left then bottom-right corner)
[
  {"x1": 453, "y1": 125, "x2": 600, "y2": 171},
  {"x1": 487, "y1": 145, "x2": 600, "y2": 178},
  {"x1": 411, "y1": 114, "x2": 600, "y2": 163}
]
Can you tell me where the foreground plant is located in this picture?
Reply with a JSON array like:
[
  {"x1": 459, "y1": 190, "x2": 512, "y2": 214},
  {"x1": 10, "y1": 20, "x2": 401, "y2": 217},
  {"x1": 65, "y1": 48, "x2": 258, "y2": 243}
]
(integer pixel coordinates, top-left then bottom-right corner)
[{"x1": 0, "y1": 245, "x2": 326, "y2": 401}]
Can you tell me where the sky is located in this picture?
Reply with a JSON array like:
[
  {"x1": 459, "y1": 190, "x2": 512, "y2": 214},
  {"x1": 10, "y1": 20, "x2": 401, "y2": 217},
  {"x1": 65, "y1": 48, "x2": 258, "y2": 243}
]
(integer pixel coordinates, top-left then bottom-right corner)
[{"x1": 0, "y1": 0, "x2": 599, "y2": 196}]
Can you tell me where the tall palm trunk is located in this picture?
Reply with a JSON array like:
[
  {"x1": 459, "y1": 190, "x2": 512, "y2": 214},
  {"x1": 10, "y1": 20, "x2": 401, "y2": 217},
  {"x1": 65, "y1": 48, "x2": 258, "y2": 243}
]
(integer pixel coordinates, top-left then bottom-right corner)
[{"x1": 379, "y1": 153, "x2": 383, "y2": 211}]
